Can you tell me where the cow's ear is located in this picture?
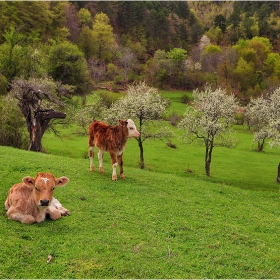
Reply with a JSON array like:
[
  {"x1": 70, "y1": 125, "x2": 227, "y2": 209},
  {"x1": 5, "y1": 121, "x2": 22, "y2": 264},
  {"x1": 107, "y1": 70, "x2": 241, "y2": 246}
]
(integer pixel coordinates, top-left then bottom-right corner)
[
  {"x1": 119, "y1": 120, "x2": 127, "y2": 126},
  {"x1": 55, "y1": 176, "x2": 69, "y2": 187},
  {"x1": 23, "y1": 176, "x2": 35, "y2": 187}
]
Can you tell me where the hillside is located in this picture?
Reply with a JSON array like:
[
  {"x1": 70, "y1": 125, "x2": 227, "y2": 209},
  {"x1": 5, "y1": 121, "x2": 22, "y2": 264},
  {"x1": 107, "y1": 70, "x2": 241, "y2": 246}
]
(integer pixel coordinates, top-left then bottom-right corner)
[{"x1": 1, "y1": 145, "x2": 280, "y2": 278}]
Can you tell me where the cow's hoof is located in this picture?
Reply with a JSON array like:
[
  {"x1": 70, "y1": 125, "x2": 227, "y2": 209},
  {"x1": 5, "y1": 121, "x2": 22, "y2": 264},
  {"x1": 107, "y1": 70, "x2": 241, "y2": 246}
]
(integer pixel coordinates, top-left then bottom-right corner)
[
  {"x1": 99, "y1": 167, "x2": 104, "y2": 173},
  {"x1": 112, "y1": 176, "x2": 117, "y2": 181},
  {"x1": 120, "y1": 173, "x2": 125, "y2": 179},
  {"x1": 90, "y1": 167, "x2": 95, "y2": 172},
  {"x1": 62, "y1": 210, "x2": 70, "y2": 216}
]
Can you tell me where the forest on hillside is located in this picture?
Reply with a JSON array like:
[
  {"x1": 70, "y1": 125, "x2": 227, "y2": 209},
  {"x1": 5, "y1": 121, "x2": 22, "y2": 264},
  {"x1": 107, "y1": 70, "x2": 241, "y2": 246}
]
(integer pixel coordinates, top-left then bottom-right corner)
[{"x1": 1, "y1": 1, "x2": 280, "y2": 101}]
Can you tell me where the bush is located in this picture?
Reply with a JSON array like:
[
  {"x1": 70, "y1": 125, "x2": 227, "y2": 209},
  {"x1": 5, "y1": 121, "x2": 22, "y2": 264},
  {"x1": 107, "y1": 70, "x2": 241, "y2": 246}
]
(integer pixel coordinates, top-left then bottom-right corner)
[
  {"x1": 99, "y1": 92, "x2": 123, "y2": 108},
  {"x1": 48, "y1": 41, "x2": 93, "y2": 95},
  {"x1": 0, "y1": 94, "x2": 29, "y2": 149},
  {"x1": 168, "y1": 111, "x2": 182, "y2": 126},
  {"x1": 0, "y1": 74, "x2": 7, "y2": 95},
  {"x1": 180, "y1": 93, "x2": 191, "y2": 104}
]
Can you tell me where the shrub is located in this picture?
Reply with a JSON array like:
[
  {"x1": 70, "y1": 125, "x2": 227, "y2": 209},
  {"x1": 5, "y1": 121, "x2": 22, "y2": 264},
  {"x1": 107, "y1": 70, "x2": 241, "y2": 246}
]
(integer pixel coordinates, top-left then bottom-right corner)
[
  {"x1": 180, "y1": 93, "x2": 191, "y2": 104},
  {"x1": 0, "y1": 94, "x2": 29, "y2": 149},
  {"x1": 168, "y1": 111, "x2": 182, "y2": 126},
  {"x1": 99, "y1": 92, "x2": 122, "y2": 108},
  {"x1": 0, "y1": 74, "x2": 7, "y2": 95}
]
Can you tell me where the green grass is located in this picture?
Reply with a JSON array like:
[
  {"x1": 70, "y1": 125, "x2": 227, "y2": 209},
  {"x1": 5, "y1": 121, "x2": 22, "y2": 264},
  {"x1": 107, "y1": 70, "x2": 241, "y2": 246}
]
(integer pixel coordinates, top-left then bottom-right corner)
[
  {"x1": 1, "y1": 145, "x2": 280, "y2": 278},
  {"x1": 161, "y1": 89, "x2": 191, "y2": 116},
  {"x1": 1, "y1": 89, "x2": 280, "y2": 278}
]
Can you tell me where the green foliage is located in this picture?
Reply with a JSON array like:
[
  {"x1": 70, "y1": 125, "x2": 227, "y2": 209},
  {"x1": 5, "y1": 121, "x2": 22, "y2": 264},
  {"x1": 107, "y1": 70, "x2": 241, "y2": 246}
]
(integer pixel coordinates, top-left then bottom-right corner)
[
  {"x1": 264, "y1": 53, "x2": 280, "y2": 77},
  {"x1": 92, "y1": 12, "x2": 115, "y2": 62},
  {"x1": 0, "y1": 74, "x2": 8, "y2": 95},
  {"x1": 214, "y1": 14, "x2": 227, "y2": 33},
  {"x1": 202, "y1": 44, "x2": 222, "y2": 55},
  {"x1": 106, "y1": 63, "x2": 118, "y2": 80},
  {"x1": 234, "y1": 58, "x2": 255, "y2": 92},
  {"x1": 167, "y1": 48, "x2": 187, "y2": 64},
  {"x1": 1, "y1": 1, "x2": 280, "y2": 101},
  {"x1": 2, "y1": 89, "x2": 280, "y2": 277},
  {"x1": 78, "y1": 8, "x2": 92, "y2": 27},
  {"x1": 72, "y1": 94, "x2": 104, "y2": 135},
  {"x1": 180, "y1": 93, "x2": 191, "y2": 104},
  {"x1": 0, "y1": 2, "x2": 53, "y2": 43},
  {"x1": 77, "y1": 26, "x2": 95, "y2": 60},
  {"x1": 99, "y1": 91, "x2": 124, "y2": 108},
  {"x1": 48, "y1": 41, "x2": 92, "y2": 95},
  {"x1": 0, "y1": 94, "x2": 29, "y2": 149}
]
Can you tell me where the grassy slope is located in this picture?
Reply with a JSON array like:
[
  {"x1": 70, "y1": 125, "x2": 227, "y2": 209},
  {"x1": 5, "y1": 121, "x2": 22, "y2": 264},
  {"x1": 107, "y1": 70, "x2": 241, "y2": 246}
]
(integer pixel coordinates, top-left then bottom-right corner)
[
  {"x1": 1, "y1": 90, "x2": 280, "y2": 278},
  {"x1": 1, "y1": 146, "x2": 280, "y2": 278}
]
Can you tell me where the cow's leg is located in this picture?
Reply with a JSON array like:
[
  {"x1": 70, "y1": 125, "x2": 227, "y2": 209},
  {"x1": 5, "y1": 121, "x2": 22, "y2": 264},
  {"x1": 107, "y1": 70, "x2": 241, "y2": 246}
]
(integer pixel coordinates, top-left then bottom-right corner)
[
  {"x1": 51, "y1": 197, "x2": 70, "y2": 216},
  {"x1": 89, "y1": 145, "x2": 95, "y2": 172},
  {"x1": 7, "y1": 207, "x2": 35, "y2": 224},
  {"x1": 46, "y1": 206, "x2": 61, "y2": 220},
  {"x1": 117, "y1": 153, "x2": 125, "y2": 179},
  {"x1": 109, "y1": 152, "x2": 118, "y2": 181},
  {"x1": 98, "y1": 150, "x2": 105, "y2": 173},
  {"x1": 4, "y1": 199, "x2": 9, "y2": 210}
]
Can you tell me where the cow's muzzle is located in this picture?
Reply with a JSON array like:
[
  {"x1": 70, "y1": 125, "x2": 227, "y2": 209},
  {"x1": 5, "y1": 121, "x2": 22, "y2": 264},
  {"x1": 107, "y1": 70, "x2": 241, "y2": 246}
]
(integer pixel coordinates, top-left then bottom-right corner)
[{"x1": 40, "y1": 199, "x2": 50, "y2": 206}]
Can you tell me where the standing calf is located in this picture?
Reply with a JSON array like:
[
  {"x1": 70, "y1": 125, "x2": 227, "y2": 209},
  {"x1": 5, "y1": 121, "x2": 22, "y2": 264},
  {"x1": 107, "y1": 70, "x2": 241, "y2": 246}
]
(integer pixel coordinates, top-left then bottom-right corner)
[
  {"x1": 88, "y1": 119, "x2": 140, "y2": 181},
  {"x1": 5, "y1": 172, "x2": 70, "y2": 224}
]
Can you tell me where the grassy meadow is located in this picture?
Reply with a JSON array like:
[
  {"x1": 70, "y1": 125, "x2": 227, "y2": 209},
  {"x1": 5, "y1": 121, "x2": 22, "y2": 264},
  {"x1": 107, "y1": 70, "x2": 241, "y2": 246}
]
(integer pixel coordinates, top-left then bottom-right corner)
[{"x1": 1, "y1": 89, "x2": 280, "y2": 278}]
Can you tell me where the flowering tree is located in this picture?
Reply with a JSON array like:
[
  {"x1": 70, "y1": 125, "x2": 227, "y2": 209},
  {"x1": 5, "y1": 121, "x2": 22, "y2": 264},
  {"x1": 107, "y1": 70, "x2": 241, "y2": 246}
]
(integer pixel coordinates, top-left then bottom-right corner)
[
  {"x1": 103, "y1": 82, "x2": 171, "y2": 169},
  {"x1": 179, "y1": 86, "x2": 238, "y2": 176},
  {"x1": 246, "y1": 88, "x2": 280, "y2": 151},
  {"x1": 72, "y1": 94, "x2": 105, "y2": 135}
]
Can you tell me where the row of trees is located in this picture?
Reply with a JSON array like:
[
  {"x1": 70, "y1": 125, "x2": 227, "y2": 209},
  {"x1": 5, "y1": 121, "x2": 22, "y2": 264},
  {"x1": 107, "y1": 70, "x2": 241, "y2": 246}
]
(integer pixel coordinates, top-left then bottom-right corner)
[
  {"x1": 2, "y1": 77, "x2": 280, "y2": 176},
  {"x1": 2, "y1": 2, "x2": 280, "y2": 100},
  {"x1": 146, "y1": 35, "x2": 280, "y2": 103}
]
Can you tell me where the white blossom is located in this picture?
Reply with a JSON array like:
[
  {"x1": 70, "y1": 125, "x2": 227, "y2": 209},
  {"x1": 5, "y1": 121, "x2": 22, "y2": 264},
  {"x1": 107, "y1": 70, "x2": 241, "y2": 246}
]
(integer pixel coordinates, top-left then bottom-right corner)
[
  {"x1": 179, "y1": 85, "x2": 238, "y2": 175},
  {"x1": 103, "y1": 81, "x2": 172, "y2": 169},
  {"x1": 246, "y1": 87, "x2": 280, "y2": 150}
]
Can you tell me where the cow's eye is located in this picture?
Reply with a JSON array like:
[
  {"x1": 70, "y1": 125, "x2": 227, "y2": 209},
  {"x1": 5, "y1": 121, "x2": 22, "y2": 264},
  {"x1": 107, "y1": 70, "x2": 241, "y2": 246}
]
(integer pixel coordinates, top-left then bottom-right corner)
[
  {"x1": 35, "y1": 187, "x2": 39, "y2": 191},
  {"x1": 129, "y1": 127, "x2": 134, "y2": 130},
  {"x1": 51, "y1": 187, "x2": 55, "y2": 191}
]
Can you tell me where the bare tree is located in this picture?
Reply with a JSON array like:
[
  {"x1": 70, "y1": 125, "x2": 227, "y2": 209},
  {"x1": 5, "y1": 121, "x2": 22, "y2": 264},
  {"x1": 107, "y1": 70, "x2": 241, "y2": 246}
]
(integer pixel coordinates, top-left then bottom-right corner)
[{"x1": 11, "y1": 77, "x2": 73, "y2": 152}]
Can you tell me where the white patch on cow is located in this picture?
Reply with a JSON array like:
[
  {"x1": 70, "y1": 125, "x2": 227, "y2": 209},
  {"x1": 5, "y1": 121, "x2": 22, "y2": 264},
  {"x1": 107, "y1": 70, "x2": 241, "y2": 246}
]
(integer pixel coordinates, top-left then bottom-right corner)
[
  {"x1": 98, "y1": 150, "x2": 104, "y2": 168},
  {"x1": 112, "y1": 162, "x2": 118, "y2": 177},
  {"x1": 41, "y1": 177, "x2": 50, "y2": 184},
  {"x1": 126, "y1": 119, "x2": 140, "y2": 138},
  {"x1": 52, "y1": 197, "x2": 62, "y2": 208}
]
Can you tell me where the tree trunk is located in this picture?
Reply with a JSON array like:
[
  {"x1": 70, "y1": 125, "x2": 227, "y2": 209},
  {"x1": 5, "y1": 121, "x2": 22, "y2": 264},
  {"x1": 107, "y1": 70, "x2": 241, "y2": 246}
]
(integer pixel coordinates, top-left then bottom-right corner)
[
  {"x1": 204, "y1": 139, "x2": 213, "y2": 176},
  {"x1": 138, "y1": 137, "x2": 145, "y2": 169},
  {"x1": 28, "y1": 110, "x2": 66, "y2": 152},
  {"x1": 257, "y1": 138, "x2": 265, "y2": 152},
  {"x1": 277, "y1": 163, "x2": 280, "y2": 183},
  {"x1": 29, "y1": 124, "x2": 44, "y2": 152}
]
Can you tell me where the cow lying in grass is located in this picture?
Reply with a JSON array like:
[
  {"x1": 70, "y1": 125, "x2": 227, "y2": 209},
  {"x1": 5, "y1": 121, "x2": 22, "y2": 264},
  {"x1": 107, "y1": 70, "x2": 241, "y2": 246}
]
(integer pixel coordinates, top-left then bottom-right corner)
[
  {"x1": 88, "y1": 119, "x2": 140, "y2": 181},
  {"x1": 5, "y1": 172, "x2": 70, "y2": 224}
]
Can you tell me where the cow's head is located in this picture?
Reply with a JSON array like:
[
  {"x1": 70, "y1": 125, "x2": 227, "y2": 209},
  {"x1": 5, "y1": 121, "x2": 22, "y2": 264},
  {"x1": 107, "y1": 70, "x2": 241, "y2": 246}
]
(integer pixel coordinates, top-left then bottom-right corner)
[
  {"x1": 22, "y1": 172, "x2": 69, "y2": 207},
  {"x1": 119, "y1": 119, "x2": 140, "y2": 138}
]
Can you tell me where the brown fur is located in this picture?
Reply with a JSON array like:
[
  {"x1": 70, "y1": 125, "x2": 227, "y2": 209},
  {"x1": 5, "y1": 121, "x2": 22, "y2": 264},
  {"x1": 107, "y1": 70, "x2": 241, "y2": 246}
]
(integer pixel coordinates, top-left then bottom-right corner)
[
  {"x1": 5, "y1": 172, "x2": 70, "y2": 224},
  {"x1": 88, "y1": 120, "x2": 129, "y2": 152},
  {"x1": 88, "y1": 119, "x2": 140, "y2": 181}
]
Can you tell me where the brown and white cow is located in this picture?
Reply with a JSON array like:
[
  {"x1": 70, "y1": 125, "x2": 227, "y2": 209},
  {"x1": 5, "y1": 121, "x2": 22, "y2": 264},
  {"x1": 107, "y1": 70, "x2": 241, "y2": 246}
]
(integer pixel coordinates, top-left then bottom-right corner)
[
  {"x1": 5, "y1": 172, "x2": 70, "y2": 224},
  {"x1": 88, "y1": 119, "x2": 140, "y2": 181}
]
